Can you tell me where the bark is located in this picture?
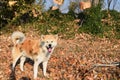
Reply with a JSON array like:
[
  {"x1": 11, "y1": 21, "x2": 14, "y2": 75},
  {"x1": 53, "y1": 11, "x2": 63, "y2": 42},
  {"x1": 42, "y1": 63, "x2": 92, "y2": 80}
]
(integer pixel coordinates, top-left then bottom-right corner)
[{"x1": 92, "y1": 0, "x2": 100, "y2": 6}]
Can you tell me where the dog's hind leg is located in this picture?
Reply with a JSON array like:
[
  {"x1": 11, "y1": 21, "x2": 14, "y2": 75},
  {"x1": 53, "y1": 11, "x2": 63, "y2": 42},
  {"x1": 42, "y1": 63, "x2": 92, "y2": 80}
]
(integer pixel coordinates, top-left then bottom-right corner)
[
  {"x1": 20, "y1": 56, "x2": 26, "y2": 71},
  {"x1": 12, "y1": 55, "x2": 21, "y2": 71}
]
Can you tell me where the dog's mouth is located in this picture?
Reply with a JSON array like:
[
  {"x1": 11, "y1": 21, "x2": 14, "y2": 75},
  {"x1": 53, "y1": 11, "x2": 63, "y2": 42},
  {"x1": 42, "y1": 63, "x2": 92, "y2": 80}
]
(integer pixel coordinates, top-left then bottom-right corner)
[{"x1": 46, "y1": 46, "x2": 53, "y2": 53}]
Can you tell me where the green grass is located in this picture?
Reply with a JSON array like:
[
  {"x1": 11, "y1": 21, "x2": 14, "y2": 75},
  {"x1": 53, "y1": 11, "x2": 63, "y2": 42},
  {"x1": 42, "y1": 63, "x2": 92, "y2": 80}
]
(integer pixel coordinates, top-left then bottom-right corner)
[{"x1": 1, "y1": 3, "x2": 120, "y2": 39}]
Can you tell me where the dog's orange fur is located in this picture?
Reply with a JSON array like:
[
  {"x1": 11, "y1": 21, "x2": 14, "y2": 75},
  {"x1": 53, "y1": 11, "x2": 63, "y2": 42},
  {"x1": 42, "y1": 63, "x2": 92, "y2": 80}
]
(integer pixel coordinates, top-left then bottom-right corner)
[{"x1": 12, "y1": 39, "x2": 41, "y2": 60}]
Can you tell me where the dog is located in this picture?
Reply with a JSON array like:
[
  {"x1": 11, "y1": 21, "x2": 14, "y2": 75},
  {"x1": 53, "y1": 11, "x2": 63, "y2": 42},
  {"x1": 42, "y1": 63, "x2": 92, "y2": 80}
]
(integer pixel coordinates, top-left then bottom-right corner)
[
  {"x1": 80, "y1": 1, "x2": 91, "y2": 10},
  {"x1": 11, "y1": 31, "x2": 58, "y2": 79}
]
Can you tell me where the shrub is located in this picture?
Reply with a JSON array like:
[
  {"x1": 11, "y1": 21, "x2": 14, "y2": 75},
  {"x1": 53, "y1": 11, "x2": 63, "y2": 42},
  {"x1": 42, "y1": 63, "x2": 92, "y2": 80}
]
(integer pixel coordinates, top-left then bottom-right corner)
[
  {"x1": 0, "y1": 0, "x2": 37, "y2": 28},
  {"x1": 78, "y1": 4, "x2": 103, "y2": 35},
  {"x1": 0, "y1": 1, "x2": 120, "y2": 39}
]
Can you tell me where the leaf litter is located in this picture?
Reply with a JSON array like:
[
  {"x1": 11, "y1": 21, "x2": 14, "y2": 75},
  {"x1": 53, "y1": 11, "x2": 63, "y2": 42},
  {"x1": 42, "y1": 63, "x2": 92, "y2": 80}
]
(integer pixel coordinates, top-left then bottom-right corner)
[{"x1": 0, "y1": 32, "x2": 120, "y2": 80}]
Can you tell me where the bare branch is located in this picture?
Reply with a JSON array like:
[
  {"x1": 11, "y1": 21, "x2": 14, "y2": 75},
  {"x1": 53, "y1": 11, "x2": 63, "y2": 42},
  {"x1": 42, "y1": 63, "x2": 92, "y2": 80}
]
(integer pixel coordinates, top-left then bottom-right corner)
[
  {"x1": 108, "y1": 0, "x2": 112, "y2": 10},
  {"x1": 94, "y1": 62, "x2": 120, "y2": 67}
]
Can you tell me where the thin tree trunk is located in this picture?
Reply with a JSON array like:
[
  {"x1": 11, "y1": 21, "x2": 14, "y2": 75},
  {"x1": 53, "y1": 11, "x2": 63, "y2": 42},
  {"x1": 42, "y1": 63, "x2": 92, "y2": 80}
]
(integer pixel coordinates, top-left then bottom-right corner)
[
  {"x1": 92, "y1": 0, "x2": 100, "y2": 6},
  {"x1": 108, "y1": 0, "x2": 112, "y2": 10}
]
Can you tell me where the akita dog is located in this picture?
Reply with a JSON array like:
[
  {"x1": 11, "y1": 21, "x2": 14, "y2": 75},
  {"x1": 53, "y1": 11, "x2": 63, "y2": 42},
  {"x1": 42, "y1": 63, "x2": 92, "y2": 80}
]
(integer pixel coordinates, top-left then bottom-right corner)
[{"x1": 11, "y1": 31, "x2": 58, "y2": 79}]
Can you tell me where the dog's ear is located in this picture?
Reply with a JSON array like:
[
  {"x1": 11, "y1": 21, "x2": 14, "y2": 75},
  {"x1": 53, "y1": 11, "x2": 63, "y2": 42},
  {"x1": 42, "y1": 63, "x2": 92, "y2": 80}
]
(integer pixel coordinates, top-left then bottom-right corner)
[
  {"x1": 41, "y1": 35, "x2": 45, "y2": 40},
  {"x1": 55, "y1": 34, "x2": 58, "y2": 40}
]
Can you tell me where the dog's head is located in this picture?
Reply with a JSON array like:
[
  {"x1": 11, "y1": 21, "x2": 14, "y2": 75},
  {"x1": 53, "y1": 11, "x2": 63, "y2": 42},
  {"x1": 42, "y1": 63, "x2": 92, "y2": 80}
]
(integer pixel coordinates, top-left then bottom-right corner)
[{"x1": 41, "y1": 34, "x2": 58, "y2": 53}]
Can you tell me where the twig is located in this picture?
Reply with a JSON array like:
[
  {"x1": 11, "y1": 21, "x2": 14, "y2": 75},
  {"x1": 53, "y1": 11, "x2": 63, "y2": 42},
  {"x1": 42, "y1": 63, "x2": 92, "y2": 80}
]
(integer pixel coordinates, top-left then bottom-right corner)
[
  {"x1": 81, "y1": 62, "x2": 120, "y2": 80},
  {"x1": 79, "y1": 19, "x2": 84, "y2": 27},
  {"x1": 94, "y1": 62, "x2": 120, "y2": 67}
]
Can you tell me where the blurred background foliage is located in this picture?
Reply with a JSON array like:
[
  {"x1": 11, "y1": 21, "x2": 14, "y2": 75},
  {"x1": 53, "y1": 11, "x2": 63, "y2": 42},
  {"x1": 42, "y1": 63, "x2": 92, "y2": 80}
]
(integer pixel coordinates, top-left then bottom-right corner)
[{"x1": 0, "y1": 0, "x2": 120, "y2": 39}]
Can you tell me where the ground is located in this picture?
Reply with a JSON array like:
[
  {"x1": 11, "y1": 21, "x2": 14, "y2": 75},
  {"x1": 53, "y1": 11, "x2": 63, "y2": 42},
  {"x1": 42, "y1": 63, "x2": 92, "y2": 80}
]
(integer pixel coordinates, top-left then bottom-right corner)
[{"x1": 0, "y1": 32, "x2": 120, "y2": 80}]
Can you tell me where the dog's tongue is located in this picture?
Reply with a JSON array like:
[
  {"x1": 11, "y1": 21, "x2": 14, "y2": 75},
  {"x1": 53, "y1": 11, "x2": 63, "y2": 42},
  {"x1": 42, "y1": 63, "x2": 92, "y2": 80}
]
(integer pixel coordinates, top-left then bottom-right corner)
[{"x1": 48, "y1": 48, "x2": 52, "y2": 53}]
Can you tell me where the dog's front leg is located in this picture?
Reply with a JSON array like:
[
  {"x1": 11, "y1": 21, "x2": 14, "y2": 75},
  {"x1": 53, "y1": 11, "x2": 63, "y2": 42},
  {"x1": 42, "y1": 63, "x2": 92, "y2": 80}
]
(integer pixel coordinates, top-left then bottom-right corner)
[
  {"x1": 42, "y1": 61, "x2": 48, "y2": 77},
  {"x1": 33, "y1": 61, "x2": 39, "y2": 79}
]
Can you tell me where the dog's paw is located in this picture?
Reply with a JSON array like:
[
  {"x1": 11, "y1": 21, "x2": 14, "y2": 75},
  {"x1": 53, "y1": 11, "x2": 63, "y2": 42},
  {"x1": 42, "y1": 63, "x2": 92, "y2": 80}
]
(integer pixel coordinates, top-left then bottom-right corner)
[
  {"x1": 20, "y1": 68, "x2": 24, "y2": 71},
  {"x1": 44, "y1": 73, "x2": 50, "y2": 78}
]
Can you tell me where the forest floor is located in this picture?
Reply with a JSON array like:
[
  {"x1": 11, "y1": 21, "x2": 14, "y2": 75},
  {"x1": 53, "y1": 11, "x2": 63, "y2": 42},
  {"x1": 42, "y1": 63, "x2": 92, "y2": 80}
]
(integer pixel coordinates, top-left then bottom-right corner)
[{"x1": 0, "y1": 31, "x2": 120, "y2": 80}]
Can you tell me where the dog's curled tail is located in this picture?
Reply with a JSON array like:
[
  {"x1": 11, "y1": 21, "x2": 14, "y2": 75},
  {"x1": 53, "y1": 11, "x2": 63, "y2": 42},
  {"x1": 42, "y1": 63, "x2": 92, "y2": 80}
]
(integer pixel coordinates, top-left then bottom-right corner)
[{"x1": 11, "y1": 31, "x2": 25, "y2": 44}]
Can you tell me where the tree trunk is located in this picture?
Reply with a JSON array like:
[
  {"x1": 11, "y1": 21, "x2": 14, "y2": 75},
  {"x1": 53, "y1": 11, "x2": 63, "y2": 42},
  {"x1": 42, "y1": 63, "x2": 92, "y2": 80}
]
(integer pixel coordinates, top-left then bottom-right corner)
[{"x1": 92, "y1": 0, "x2": 100, "y2": 6}]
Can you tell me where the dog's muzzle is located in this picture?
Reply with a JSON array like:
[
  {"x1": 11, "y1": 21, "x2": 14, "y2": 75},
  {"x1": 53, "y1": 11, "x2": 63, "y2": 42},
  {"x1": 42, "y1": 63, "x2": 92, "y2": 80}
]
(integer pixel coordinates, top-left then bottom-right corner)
[{"x1": 46, "y1": 44, "x2": 53, "y2": 53}]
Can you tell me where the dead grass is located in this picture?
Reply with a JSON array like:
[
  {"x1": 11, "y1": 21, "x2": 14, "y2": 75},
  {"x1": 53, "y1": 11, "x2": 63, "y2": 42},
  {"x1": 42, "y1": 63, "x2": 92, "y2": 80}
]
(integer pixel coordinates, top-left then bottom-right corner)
[{"x1": 0, "y1": 32, "x2": 120, "y2": 80}]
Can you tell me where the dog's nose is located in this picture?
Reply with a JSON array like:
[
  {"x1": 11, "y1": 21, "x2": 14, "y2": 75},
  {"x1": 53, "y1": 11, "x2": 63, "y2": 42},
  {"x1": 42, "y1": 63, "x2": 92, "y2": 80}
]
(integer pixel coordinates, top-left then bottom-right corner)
[{"x1": 49, "y1": 44, "x2": 51, "y2": 47}]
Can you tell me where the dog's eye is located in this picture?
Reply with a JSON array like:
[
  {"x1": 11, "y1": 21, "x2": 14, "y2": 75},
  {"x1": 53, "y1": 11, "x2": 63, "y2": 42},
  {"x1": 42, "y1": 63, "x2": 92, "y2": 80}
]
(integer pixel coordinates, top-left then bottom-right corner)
[
  {"x1": 51, "y1": 41, "x2": 53, "y2": 43},
  {"x1": 46, "y1": 41, "x2": 48, "y2": 43}
]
